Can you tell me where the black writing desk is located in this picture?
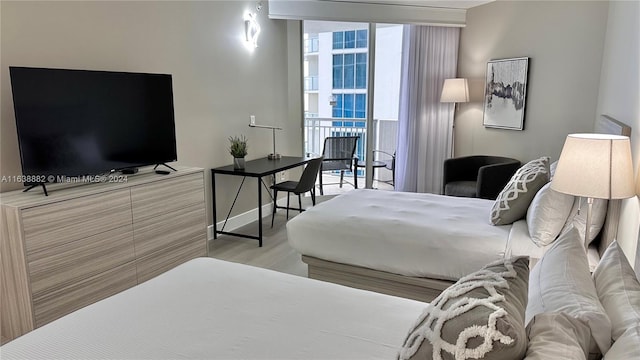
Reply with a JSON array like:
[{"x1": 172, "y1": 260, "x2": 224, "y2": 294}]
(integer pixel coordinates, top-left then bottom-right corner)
[{"x1": 211, "y1": 156, "x2": 311, "y2": 247}]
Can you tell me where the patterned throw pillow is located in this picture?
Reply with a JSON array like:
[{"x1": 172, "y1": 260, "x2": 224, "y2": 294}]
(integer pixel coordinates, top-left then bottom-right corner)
[
  {"x1": 490, "y1": 157, "x2": 550, "y2": 225},
  {"x1": 398, "y1": 257, "x2": 529, "y2": 360}
]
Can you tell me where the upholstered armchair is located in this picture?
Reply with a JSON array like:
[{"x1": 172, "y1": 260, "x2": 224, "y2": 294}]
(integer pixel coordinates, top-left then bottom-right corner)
[{"x1": 443, "y1": 155, "x2": 521, "y2": 200}]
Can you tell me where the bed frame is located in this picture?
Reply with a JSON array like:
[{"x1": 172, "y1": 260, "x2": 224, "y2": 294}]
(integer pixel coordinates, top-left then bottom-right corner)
[{"x1": 303, "y1": 115, "x2": 632, "y2": 302}]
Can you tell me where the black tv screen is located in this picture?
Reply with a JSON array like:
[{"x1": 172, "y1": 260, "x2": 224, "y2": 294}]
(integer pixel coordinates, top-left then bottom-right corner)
[{"x1": 9, "y1": 66, "x2": 177, "y2": 184}]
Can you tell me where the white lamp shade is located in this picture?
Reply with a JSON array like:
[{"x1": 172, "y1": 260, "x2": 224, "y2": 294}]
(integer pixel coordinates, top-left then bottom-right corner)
[
  {"x1": 440, "y1": 78, "x2": 469, "y2": 103},
  {"x1": 551, "y1": 133, "x2": 635, "y2": 199},
  {"x1": 636, "y1": 166, "x2": 640, "y2": 196}
]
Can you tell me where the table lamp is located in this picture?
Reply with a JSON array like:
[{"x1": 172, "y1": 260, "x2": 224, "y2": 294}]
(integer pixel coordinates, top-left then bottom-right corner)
[
  {"x1": 636, "y1": 166, "x2": 640, "y2": 197},
  {"x1": 551, "y1": 134, "x2": 635, "y2": 246}
]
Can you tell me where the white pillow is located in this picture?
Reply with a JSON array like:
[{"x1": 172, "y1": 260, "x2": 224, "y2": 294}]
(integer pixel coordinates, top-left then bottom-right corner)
[
  {"x1": 593, "y1": 241, "x2": 640, "y2": 341},
  {"x1": 526, "y1": 182, "x2": 574, "y2": 247},
  {"x1": 549, "y1": 160, "x2": 558, "y2": 179},
  {"x1": 524, "y1": 312, "x2": 590, "y2": 360},
  {"x1": 603, "y1": 326, "x2": 640, "y2": 359},
  {"x1": 560, "y1": 197, "x2": 607, "y2": 245},
  {"x1": 526, "y1": 226, "x2": 612, "y2": 357}
]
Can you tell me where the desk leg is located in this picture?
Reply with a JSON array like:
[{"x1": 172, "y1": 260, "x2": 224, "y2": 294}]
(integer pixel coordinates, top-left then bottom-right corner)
[
  {"x1": 212, "y1": 172, "x2": 218, "y2": 239},
  {"x1": 258, "y1": 177, "x2": 263, "y2": 247}
]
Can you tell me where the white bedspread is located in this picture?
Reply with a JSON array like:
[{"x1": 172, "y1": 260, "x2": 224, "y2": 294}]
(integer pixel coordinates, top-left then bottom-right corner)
[
  {"x1": 287, "y1": 189, "x2": 518, "y2": 281},
  {"x1": 1, "y1": 258, "x2": 425, "y2": 359}
]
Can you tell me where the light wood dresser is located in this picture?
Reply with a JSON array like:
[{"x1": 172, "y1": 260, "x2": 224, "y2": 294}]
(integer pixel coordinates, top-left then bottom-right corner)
[{"x1": 0, "y1": 166, "x2": 207, "y2": 344}]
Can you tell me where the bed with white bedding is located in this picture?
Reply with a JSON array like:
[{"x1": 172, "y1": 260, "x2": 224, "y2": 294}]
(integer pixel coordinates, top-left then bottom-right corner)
[
  {"x1": 287, "y1": 189, "x2": 544, "y2": 301},
  {"x1": 3, "y1": 232, "x2": 636, "y2": 360},
  {"x1": 0, "y1": 257, "x2": 425, "y2": 359},
  {"x1": 288, "y1": 189, "x2": 539, "y2": 281},
  {"x1": 287, "y1": 115, "x2": 627, "y2": 302},
  {"x1": 288, "y1": 188, "x2": 613, "y2": 302}
]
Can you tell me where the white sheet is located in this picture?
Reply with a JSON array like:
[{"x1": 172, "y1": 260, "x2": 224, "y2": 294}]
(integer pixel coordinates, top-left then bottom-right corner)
[
  {"x1": 1, "y1": 258, "x2": 426, "y2": 359},
  {"x1": 507, "y1": 219, "x2": 546, "y2": 260},
  {"x1": 287, "y1": 189, "x2": 517, "y2": 281}
]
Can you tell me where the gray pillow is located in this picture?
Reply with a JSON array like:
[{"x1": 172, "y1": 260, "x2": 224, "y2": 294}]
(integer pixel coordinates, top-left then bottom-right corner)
[
  {"x1": 526, "y1": 226, "x2": 612, "y2": 357},
  {"x1": 524, "y1": 312, "x2": 590, "y2": 360},
  {"x1": 491, "y1": 157, "x2": 550, "y2": 225},
  {"x1": 593, "y1": 241, "x2": 640, "y2": 341},
  {"x1": 398, "y1": 257, "x2": 529, "y2": 360}
]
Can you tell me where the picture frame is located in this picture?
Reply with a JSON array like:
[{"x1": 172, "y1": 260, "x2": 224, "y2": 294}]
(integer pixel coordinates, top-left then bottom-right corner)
[{"x1": 482, "y1": 57, "x2": 529, "y2": 130}]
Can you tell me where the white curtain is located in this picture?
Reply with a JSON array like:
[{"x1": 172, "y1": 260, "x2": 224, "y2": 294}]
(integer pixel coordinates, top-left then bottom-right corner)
[{"x1": 395, "y1": 25, "x2": 460, "y2": 194}]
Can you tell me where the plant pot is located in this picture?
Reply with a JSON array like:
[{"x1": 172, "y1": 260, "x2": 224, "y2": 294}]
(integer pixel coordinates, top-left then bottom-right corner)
[{"x1": 233, "y1": 157, "x2": 245, "y2": 170}]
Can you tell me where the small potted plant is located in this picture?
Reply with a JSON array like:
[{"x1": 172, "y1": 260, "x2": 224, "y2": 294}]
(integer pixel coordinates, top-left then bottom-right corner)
[{"x1": 229, "y1": 135, "x2": 248, "y2": 169}]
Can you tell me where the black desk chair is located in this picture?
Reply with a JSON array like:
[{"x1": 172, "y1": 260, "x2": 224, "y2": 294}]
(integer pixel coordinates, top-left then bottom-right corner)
[
  {"x1": 319, "y1": 136, "x2": 359, "y2": 195},
  {"x1": 270, "y1": 156, "x2": 324, "y2": 227}
]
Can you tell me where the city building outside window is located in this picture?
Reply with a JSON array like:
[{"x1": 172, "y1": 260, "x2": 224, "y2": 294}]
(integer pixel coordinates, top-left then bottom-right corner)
[{"x1": 332, "y1": 29, "x2": 368, "y2": 119}]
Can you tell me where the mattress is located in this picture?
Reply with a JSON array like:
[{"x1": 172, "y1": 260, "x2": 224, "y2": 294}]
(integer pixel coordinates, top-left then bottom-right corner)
[
  {"x1": 1, "y1": 257, "x2": 426, "y2": 359},
  {"x1": 287, "y1": 189, "x2": 531, "y2": 281}
]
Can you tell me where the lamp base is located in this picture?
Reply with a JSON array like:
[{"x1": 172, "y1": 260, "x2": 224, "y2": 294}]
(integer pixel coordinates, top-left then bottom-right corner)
[{"x1": 267, "y1": 153, "x2": 281, "y2": 160}]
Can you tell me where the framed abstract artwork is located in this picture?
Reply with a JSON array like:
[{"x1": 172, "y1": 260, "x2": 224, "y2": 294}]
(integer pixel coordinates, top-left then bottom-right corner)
[{"x1": 482, "y1": 57, "x2": 529, "y2": 130}]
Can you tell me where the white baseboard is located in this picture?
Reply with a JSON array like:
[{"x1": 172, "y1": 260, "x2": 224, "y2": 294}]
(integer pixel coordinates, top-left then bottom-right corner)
[{"x1": 207, "y1": 195, "x2": 311, "y2": 241}]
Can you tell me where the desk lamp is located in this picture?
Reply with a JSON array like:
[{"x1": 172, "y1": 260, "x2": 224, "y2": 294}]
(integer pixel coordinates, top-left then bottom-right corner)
[
  {"x1": 249, "y1": 116, "x2": 282, "y2": 160},
  {"x1": 551, "y1": 134, "x2": 635, "y2": 246}
]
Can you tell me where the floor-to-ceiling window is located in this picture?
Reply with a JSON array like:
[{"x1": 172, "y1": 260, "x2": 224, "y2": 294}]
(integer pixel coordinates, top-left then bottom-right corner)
[{"x1": 303, "y1": 21, "x2": 402, "y2": 192}]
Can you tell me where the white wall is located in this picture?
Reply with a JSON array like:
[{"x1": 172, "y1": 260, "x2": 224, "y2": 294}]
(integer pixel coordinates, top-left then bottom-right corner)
[
  {"x1": 596, "y1": 0, "x2": 640, "y2": 269},
  {"x1": 456, "y1": 1, "x2": 609, "y2": 163},
  {"x1": 0, "y1": 1, "x2": 302, "y2": 225}
]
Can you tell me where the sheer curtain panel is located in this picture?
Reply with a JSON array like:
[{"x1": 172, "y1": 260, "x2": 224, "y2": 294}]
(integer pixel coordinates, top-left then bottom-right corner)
[{"x1": 395, "y1": 25, "x2": 460, "y2": 194}]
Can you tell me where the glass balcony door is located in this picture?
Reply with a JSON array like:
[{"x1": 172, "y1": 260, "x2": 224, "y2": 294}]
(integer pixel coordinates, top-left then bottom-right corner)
[
  {"x1": 370, "y1": 23, "x2": 403, "y2": 188},
  {"x1": 303, "y1": 21, "x2": 402, "y2": 193}
]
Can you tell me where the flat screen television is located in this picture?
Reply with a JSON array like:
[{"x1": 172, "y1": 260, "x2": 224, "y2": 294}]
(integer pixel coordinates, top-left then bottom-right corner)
[{"x1": 9, "y1": 66, "x2": 177, "y2": 187}]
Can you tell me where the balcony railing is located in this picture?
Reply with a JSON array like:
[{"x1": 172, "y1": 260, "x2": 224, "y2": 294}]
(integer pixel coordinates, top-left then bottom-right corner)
[
  {"x1": 304, "y1": 76, "x2": 319, "y2": 91},
  {"x1": 304, "y1": 118, "x2": 397, "y2": 180},
  {"x1": 304, "y1": 37, "x2": 319, "y2": 54}
]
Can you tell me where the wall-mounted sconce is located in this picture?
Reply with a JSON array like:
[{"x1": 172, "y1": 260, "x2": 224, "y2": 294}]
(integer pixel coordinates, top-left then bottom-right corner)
[
  {"x1": 244, "y1": 2, "x2": 262, "y2": 50},
  {"x1": 328, "y1": 94, "x2": 337, "y2": 106}
]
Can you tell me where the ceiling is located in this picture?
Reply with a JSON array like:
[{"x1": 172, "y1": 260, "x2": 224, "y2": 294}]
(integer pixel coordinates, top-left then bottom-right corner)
[{"x1": 319, "y1": 0, "x2": 494, "y2": 10}]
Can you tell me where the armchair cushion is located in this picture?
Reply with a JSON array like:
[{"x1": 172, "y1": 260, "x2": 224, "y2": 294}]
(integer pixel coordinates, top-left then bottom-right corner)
[{"x1": 444, "y1": 181, "x2": 477, "y2": 198}]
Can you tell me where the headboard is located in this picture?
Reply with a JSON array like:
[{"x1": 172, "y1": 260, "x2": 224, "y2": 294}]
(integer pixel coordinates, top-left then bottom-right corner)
[
  {"x1": 595, "y1": 114, "x2": 633, "y2": 257},
  {"x1": 595, "y1": 114, "x2": 632, "y2": 137}
]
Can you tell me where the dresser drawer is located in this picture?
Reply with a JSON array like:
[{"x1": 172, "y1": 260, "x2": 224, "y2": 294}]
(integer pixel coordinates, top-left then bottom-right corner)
[
  {"x1": 28, "y1": 225, "x2": 135, "y2": 298},
  {"x1": 22, "y1": 189, "x2": 132, "y2": 255},
  {"x1": 133, "y1": 203, "x2": 206, "y2": 259},
  {"x1": 130, "y1": 173, "x2": 204, "y2": 223},
  {"x1": 32, "y1": 262, "x2": 137, "y2": 327},
  {"x1": 136, "y1": 237, "x2": 206, "y2": 284}
]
